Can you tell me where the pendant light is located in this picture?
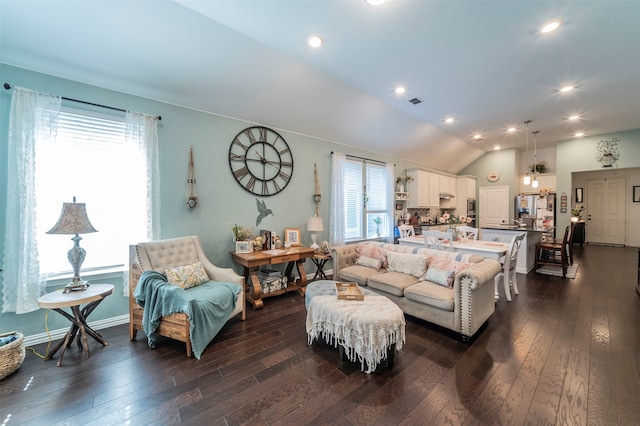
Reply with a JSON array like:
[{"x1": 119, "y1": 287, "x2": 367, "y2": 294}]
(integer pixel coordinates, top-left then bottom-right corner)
[
  {"x1": 531, "y1": 130, "x2": 540, "y2": 189},
  {"x1": 523, "y1": 120, "x2": 532, "y2": 186}
]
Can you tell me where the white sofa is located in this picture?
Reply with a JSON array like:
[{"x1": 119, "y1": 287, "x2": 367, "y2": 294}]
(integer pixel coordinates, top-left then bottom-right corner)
[{"x1": 331, "y1": 242, "x2": 500, "y2": 340}]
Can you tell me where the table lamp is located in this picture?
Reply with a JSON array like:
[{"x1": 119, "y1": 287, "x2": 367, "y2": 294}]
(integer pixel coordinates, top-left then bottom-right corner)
[
  {"x1": 47, "y1": 197, "x2": 98, "y2": 293},
  {"x1": 307, "y1": 216, "x2": 324, "y2": 250}
]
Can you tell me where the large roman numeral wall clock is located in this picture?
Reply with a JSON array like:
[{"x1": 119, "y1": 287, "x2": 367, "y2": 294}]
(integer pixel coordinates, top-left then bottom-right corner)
[{"x1": 228, "y1": 126, "x2": 294, "y2": 196}]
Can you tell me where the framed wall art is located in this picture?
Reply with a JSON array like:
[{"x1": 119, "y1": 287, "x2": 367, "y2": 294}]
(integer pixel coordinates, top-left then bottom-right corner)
[
  {"x1": 575, "y1": 187, "x2": 583, "y2": 203},
  {"x1": 235, "y1": 240, "x2": 252, "y2": 254},
  {"x1": 284, "y1": 228, "x2": 301, "y2": 246},
  {"x1": 633, "y1": 186, "x2": 640, "y2": 203}
]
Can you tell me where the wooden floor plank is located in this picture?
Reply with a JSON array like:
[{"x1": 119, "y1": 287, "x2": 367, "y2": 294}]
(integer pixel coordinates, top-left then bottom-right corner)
[{"x1": 2, "y1": 245, "x2": 639, "y2": 425}]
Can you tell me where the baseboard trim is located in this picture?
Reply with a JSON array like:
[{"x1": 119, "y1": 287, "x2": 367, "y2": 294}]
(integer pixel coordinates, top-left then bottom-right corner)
[{"x1": 24, "y1": 314, "x2": 130, "y2": 346}]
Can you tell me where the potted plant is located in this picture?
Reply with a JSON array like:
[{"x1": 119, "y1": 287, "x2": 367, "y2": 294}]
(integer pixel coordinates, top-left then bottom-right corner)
[{"x1": 373, "y1": 217, "x2": 383, "y2": 236}]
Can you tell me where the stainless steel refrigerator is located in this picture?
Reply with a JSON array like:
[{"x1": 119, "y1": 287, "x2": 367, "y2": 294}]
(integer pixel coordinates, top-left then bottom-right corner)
[{"x1": 515, "y1": 194, "x2": 556, "y2": 236}]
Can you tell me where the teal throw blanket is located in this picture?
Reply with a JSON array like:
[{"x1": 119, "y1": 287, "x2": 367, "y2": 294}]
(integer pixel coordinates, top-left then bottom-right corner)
[{"x1": 134, "y1": 270, "x2": 241, "y2": 359}]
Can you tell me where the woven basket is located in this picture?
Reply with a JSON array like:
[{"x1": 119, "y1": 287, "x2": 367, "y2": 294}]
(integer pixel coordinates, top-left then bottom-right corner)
[{"x1": 0, "y1": 331, "x2": 25, "y2": 380}]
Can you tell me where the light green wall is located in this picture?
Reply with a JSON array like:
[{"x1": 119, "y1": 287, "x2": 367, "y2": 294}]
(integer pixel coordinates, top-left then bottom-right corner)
[{"x1": 0, "y1": 64, "x2": 427, "y2": 336}]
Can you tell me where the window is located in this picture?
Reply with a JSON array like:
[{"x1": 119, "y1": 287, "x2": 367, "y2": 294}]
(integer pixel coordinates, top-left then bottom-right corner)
[
  {"x1": 36, "y1": 108, "x2": 148, "y2": 274},
  {"x1": 343, "y1": 159, "x2": 391, "y2": 241}
]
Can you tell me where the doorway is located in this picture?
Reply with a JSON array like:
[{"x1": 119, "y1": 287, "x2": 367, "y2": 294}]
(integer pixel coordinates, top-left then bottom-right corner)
[
  {"x1": 586, "y1": 178, "x2": 626, "y2": 245},
  {"x1": 479, "y1": 186, "x2": 509, "y2": 228}
]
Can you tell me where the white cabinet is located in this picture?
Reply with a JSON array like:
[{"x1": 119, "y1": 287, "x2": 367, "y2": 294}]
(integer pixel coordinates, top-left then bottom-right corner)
[
  {"x1": 407, "y1": 170, "x2": 428, "y2": 208},
  {"x1": 455, "y1": 176, "x2": 477, "y2": 212},
  {"x1": 439, "y1": 175, "x2": 450, "y2": 193},
  {"x1": 519, "y1": 173, "x2": 556, "y2": 194},
  {"x1": 428, "y1": 173, "x2": 440, "y2": 206}
]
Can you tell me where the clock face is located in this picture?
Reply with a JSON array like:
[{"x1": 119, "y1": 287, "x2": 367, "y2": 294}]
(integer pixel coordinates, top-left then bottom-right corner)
[{"x1": 228, "y1": 126, "x2": 293, "y2": 196}]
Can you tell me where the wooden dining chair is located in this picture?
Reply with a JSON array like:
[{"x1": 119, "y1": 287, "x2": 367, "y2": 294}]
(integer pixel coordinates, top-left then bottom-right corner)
[
  {"x1": 398, "y1": 224, "x2": 415, "y2": 238},
  {"x1": 423, "y1": 230, "x2": 452, "y2": 250},
  {"x1": 535, "y1": 225, "x2": 570, "y2": 277},
  {"x1": 456, "y1": 226, "x2": 479, "y2": 240},
  {"x1": 495, "y1": 232, "x2": 525, "y2": 301}
]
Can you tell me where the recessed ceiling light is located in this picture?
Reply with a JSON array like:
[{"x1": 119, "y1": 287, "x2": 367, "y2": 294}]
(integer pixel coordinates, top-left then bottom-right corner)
[
  {"x1": 569, "y1": 115, "x2": 580, "y2": 120},
  {"x1": 445, "y1": 117, "x2": 454, "y2": 124},
  {"x1": 395, "y1": 86, "x2": 406, "y2": 95},
  {"x1": 560, "y1": 85, "x2": 574, "y2": 93},
  {"x1": 541, "y1": 20, "x2": 562, "y2": 33},
  {"x1": 473, "y1": 134, "x2": 482, "y2": 140},
  {"x1": 507, "y1": 127, "x2": 516, "y2": 133},
  {"x1": 575, "y1": 132, "x2": 585, "y2": 137},
  {"x1": 308, "y1": 35, "x2": 323, "y2": 48},
  {"x1": 494, "y1": 146, "x2": 501, "y2": 150},
  {"x1": 365, "y1": 0, "x2": 386, "y2": 5}
]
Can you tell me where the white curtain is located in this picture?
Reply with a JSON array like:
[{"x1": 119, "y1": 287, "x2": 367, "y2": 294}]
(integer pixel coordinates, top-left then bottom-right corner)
[
  {"x1": 386, "y1": 162, "x2": 395, "y2": 240},
  {"x1": 2, "y1": 87, "x2": 61, "y2": 313},
  {"x1": 123, "y1": 111, "x2": 161, "y2": 296},
  {"x1": 329, "y1": 152, "x2": 346, "y2": 247}
]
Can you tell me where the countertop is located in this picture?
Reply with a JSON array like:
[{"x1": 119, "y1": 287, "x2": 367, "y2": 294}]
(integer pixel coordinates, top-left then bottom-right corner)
[{"x1": 481, "y1": 225, "x2": 551, "y2": 233}]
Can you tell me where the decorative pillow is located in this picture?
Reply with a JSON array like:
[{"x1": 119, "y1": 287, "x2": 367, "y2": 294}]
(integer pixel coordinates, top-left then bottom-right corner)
[
  {"x1": 426, "y1": 256, "x2": 472, "y2": 288},
  {"x1": 385, "y1": 250, "x2": 428, "y2": 279},
  {"x1": 356, "y1": 255, "x2": 383, "y2": 271},
  {"x1": 165, "y1": 262, "x2": 209, "y2": 289},
  {"x1": 425, "y1": 267, "x2": 456, "y2": 288},
  {"x1": 357, "y1": 243, "x2": 387, "y2": 268}
]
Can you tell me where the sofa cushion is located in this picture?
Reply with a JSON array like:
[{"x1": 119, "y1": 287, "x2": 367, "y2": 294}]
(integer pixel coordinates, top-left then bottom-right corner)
[
  {"x1": 356, "y1": 255, "x2": 382, "y2": 271},
  {"x1": 164, "y1": 261, "x2": 209, "y2": 289},
  {"x1": 404, "y1": 281, "x2": 455, "y2": 311},
  {"x1": 426, "y1": 256, "x2": 472, "y2": 288},
  {"x1": 385, "y1": 251, "x2": 428, "y2": 279},
  {"x1": 357, "y1": 243, "x2": 388, "y2": 268},
  {"x1": 338, "y1": 265, "x2": 385, "y2": 287},
  {"x1": 368, "y1": 271, "x2": 420, "y2": 297}
]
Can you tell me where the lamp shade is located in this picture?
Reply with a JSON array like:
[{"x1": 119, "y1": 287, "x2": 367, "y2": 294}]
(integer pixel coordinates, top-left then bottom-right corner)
[
  {"x1": 47, "y1": 201, "x2": 97, "y2": 235},
  {"x1": 307, "y1": 216, "x2": 324, "y2": 232}
]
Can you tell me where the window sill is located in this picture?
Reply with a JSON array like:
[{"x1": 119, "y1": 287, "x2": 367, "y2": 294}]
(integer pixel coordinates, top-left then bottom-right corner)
[{"x1": 45, "y1": 265, "x2": 125, "y2": 289}]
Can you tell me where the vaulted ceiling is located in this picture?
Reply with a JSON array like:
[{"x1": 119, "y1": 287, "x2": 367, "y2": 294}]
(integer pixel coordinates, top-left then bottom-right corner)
[{"x1": 2, "y1": 0, "x2": 639, "y2": 173}]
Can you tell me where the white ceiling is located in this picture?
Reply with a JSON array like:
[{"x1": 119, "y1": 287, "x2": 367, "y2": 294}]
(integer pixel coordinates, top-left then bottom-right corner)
[{"x1": 1, "y1": 0, "x2": 639, "y2": 173}]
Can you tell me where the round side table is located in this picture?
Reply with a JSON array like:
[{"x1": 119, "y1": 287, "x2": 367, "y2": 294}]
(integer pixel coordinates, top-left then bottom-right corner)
[{"x1": 37, "y1": 283, "x2": 114, "y2": 366}]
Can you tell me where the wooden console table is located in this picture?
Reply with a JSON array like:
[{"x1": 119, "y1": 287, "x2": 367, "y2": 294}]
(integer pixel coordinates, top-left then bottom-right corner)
[{"x1": 231, "y1": 247, "x2": 315, "y2": 310}]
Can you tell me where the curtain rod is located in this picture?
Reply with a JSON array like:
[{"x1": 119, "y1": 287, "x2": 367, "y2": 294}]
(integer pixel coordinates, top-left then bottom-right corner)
[
  {"x1": 3, "y1": 83, "x2": 161, "y2": 121},
  {"x1": 330, "y1": 151, "x2": 394, "y2": 166}
]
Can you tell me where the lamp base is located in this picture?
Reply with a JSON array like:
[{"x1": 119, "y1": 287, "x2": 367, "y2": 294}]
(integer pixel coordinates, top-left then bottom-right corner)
[
  {"x1": 63, "y1": 280, "x2": 89, "y2": 293},
  {"x1": 310, "y1": 233, "x2": 320, "y2": 251}
]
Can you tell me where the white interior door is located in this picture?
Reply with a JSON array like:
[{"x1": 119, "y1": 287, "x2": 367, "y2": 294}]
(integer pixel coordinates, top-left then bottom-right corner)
[
  {"x1": 586, "y1": 178, "x2": 626, "y2": 245},
  {"x1": 479, "y1": 186, "x2": 509, "y2": 228}
]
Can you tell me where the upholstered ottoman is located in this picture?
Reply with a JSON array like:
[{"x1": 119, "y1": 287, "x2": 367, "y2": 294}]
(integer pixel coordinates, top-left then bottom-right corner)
[{"x1": 305, "y1": 280, "x2": 405, "y2": 373}]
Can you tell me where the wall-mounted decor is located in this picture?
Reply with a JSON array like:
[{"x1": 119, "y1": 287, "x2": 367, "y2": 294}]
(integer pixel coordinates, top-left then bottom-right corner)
[
  {"x1": 596, "y1": 137, "x2": 620, "y2": 168},
  {"x1": 256, "y1": 199, "x2": 274, "y2": 226},
  {"x1": 186, "y1": 145, "x2": 198, "y2": 208},
  {"x1": 633, "y1": 186, "x2": 640, "y2": 203},
  {"x1": 575, "y1": 187, "x2": 583, "y2": 203},
  {"x1": 228, "y1": 126, "x2": 294, "y2": 196},
  {"x1": 560, "y1": 192, "x2": 567, "y2": 213}
]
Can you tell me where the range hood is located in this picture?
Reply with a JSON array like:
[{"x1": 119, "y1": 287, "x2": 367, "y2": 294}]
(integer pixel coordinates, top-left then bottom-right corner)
[{"x1": 439, "y1": 193, "x2": 455, "y2": 199}]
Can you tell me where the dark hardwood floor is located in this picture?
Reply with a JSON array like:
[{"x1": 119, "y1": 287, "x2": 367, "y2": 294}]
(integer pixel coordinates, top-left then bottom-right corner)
[{"x1": 2, "y1": 244, "x2": 639, "y2": 425}]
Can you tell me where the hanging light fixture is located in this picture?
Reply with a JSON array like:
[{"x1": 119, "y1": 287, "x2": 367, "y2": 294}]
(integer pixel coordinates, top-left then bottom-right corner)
[
  {"x1": 531, "y1": 130, "x2": 540, "y2": 189},
  {"x1": 523, "y1": 120, "x2": 532, "y2": 186}
]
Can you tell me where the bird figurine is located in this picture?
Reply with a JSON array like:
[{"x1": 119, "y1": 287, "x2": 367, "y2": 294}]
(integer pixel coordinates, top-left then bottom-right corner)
[{"x1": 256, "y1": 199, "x2": 274, "y2": 225}]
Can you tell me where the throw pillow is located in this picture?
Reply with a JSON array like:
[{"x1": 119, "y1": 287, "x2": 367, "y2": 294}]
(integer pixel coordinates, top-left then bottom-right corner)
[
  {"x1": 426, "y1": 256, "x2": 472, "y2": 288},
  {"x1": 357, "y1": 243, "x2": 387, "y2": 268},
  {"x1": 385, "y1": 250, "x2": 427, "y2": 279},
  {"x1": 165, "y1": 261, "x2": 209, "y2": 289},
  {"x1": 356, "y1": 255, "x2": 383, "y2": 271}
]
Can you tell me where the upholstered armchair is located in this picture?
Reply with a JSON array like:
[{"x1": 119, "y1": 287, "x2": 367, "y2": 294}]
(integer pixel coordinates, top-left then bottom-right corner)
[{"x1": 129, "y1": 236, "x2": 245, "y2": 357}]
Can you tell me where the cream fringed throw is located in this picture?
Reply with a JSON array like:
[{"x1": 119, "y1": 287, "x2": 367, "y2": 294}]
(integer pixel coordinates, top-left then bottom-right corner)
[{"x1": 306, "y1": 295, "x2": 406, "y2": 373}]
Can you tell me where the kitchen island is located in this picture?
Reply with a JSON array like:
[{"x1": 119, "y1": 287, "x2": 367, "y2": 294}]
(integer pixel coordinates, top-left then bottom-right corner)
[{"x1": 480, "y1": 226, "x2": 549, "y2": 273}]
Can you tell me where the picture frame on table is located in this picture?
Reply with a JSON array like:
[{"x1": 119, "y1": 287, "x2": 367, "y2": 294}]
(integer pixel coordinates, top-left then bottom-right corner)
[
  {"x1": 633, "y1": 186, "x2": 640, "y2": 203},
  {"x1": 575, "y1": 187, "x2": 583, "y2": 203},
  {"x1": 284, "y1": 228, "x2": 301, "y2": 246},
  {"x1": 235, "y1": 240, "x2": 252, "y2": 254}
]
